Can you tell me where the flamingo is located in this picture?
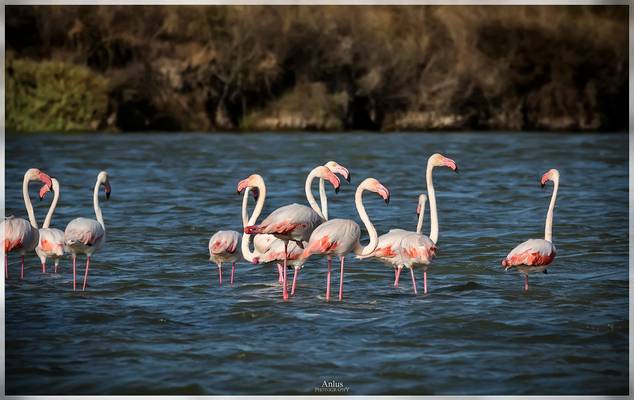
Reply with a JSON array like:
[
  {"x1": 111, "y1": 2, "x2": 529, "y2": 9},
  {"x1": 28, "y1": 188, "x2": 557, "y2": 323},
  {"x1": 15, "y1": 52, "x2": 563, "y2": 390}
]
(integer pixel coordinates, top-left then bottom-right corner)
[
  {"x1": 36, "y1": 178, "x2": 66, "y2": 273},
  {"x1": 208, "y1": 230, "x2": 240, "y2": 286},
  {"x1": 301, "y1": 177, "x2": 391, "y2": 301},
  {"x1": 502, "y1": 169, "x2": 559, "y2": 291},
  {"x1": 2, "y1": 168, "x2": 53, "y2": 279},
  {"x1": 257, "y1": 161, "x2": 350, "y2": 295},
  {"x1": 64, "y1": 171, "x2": 111, "y2": 291},
  {"x1": 361, "y1": 153, "x2": 458, "y2": 294},
  {"x1": 240, "y1": 165, "x2": 341, "y2": 300}
]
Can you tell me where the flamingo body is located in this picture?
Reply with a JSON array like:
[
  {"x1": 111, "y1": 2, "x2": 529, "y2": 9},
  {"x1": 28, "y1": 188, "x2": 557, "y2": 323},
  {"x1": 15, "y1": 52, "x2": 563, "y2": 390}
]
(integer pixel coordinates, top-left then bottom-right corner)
[
  {"x1": 246, "y1": 203, "x2": 323, "y2": 243},
  {"x1": 502, "y1": 238, "x2": 556, "y2": 273},
  {"x1": 65, "y1": 217, "x2": 106, "y2": 256},
  {"x1": 303, "y1": 218, "x2": 360, "y2": 257},
  {"x1": 36, "y1": 228, "x2": 65, "y2": 272},
  {"x1": 3, "y1": 217, "x2": 39, "y2": 254},
  {"x1": 208, "y1": 230, "x2": 240, "y2": 264}
]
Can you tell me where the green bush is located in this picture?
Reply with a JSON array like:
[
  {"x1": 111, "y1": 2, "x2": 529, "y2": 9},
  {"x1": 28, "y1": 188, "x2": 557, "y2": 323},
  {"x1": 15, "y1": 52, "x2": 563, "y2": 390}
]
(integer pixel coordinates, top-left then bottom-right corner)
[{"x1": 6, "y1": 59, "x2": 109, "y2": 132}]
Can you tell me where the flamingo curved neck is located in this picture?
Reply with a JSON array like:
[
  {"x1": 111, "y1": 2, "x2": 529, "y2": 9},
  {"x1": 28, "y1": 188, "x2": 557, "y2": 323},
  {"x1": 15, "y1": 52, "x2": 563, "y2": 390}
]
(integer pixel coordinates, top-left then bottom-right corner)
[
  {"x1": 426, "y1": 162, "x2": 439, "y2": 244},
  {"x1": 22, "y1": 174, "x2": 38, "y2": 229},
  {"x1": 305, "y1": 169, "x2": 325, "y2": 220},
  {"x1": 354, "y1": 185, "x2": 378, "y2": 256},
  {"x1": 93, "y1": 177, "x2": 105, "y2": 229},
  {"x1": 241, "y1": 181, "x2": 267, "y2": 262},
  {"x1": 544, "y1": 178, "x2": 559, "y2": 242},
  {"x1": 416, "y1": 198, "x2": 427, "y2": 235},
  {"x1": 319, "y1": 178, "x2": 328, "y2": 220},
  {"x1": 43, "y1": 180, "x2": 60, "y2": 229}
]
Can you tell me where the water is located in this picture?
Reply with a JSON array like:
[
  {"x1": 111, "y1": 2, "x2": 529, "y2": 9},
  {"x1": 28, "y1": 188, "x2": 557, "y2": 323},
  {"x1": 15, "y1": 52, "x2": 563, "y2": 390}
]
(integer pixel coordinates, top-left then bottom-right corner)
[{"x1": 4, "y1": 132, "x2": 628, "y2": 395}]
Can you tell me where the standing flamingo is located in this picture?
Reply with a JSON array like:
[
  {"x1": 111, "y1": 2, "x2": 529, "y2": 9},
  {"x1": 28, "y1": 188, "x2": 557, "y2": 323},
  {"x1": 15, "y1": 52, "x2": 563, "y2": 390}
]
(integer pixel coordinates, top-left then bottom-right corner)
[
  {"x1": 2, "y1": 168, "x2": 53, "y2": 279},
  {"x1": 362, "y1": 153, "x2": 458, "y2": 294},
  {"x1": 240, "y1": 166, "x2": 341, "y2": 300},
  {"x1": 36, "y1": 178, "x2": 66, "y2": 273},
  {"x1": 301, "y1": 177, "x2": 391, "y2": 301},
  {"x1": 502, "y1": 169, "x2": 559, "y2": 291},
  {"x1": 64, "y1": 171, "x2": 111, "y2": 291},
  {"x1": 208, "y1": 230, "x2": 240, "y2": 286}
]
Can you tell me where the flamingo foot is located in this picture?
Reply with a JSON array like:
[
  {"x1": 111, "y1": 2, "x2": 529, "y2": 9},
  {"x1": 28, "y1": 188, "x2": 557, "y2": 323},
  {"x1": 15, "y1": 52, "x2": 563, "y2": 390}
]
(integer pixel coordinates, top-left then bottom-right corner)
[
  {"x1": 410, "y1": 268, "x2": 418, "y2": 295},
  {"x1": 291, "y1": 267, "x2": 299, "y2": 296}
]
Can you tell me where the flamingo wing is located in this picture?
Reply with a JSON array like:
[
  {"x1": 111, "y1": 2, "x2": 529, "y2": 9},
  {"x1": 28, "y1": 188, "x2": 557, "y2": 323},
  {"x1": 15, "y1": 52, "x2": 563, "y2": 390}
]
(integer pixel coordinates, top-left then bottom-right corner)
[
  {"x1": 502, "y1": 239, "x2": 556, "y2": 268},
  {"x1": 39, "y1": 228, "x2": 66, "y2": 255},
  {"x1": 250, "y1": 203, "x2": 323, "y2": 242},
  {"x1": 303, "y1": 218, "x2": 360, "y2": 258},
  {"x1": 209, "y1": 230, "x2": 240, "y2": 255},
  {"x1": 399, "y1": 233, "x2": 437, "y2": 266},
  {"x1": 2, "y1": 218, "x2": 33, "y2": 252},
  {"x1": 64, "y1": 218, "x2": 105, "y2": 247}
]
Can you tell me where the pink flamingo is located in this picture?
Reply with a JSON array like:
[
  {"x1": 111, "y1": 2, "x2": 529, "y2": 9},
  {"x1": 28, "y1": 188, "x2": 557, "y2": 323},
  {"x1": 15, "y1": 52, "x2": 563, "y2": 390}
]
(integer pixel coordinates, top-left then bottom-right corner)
[
  {"x1": 258, "y1": 161, "x2": 350, "y2": 295},
  {"x1": 208, "y1": 230, "x2": 240, "y2": 286},
  {"x1": 362, "y1": 153, "x2": 458, "y2": 294},
  {"x1": 240, "y1": 166, "x2": 341, "y2": 300},
  {"x1": 64, "y1": 171, "x2": 111, "y2": 291},
  {"x1": 502, "y1": 169, "x2": 559, "y2": 291},
  {"x1": 36, "y1": 178, "x2": 66, "y2": 273},
  {"x1": 301, "y1": 177, "x2": 391, "y2": 301},
  {"x1": 2, "y1": 168, "x2": 53, "y2": 279}
]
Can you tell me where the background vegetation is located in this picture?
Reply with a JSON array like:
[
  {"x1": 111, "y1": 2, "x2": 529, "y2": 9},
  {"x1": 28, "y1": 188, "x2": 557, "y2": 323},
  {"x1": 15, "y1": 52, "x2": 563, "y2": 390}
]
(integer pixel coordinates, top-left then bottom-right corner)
[{"x1": 6, "y1": 5, "x2": 628, "y2": 132}]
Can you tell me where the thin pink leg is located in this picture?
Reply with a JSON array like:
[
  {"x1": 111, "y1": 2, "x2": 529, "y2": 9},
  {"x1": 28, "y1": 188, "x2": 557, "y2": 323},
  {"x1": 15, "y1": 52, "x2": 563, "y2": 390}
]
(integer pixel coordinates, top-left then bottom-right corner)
[
  {"x1": 410, "y1": 268, "x2": 418, "y2": 295},
  {"x1": 82, "y1": 256, "x2": 90, "y2": 291},
  {"x1": 524, "y1": 275, "x2": 529, "y2": 291},
  {"x1": 73, "y1": 255, "x2": 76, "y2": 291},
  {"x1": 230, "y1": 262, "x2": 235, "y2": 287},
  {"x1": 291, "y1": 267, "x2": 299, "y2": 296},
  {"x1": 326, "y1": 256, "x2": 332, "y2": 301},
  {"x1": 21, "y1": 255, "x2": 24, "y2": 280},
  {"x1": 394, "y1": 267, "x2": 402, "y2": 287},
  {"x1": 42, "y1": 262, "x2": 46, "y2": 273},
  {"x1": 277, "y1": 264, "x2": 283, "y2": 284},
  {"x1": 5, "y1": 254, "x2": 8, "y2": 279},
  {"x1": 54, "y1": 261, "x2": 58, "y2": 274},
  {"x1": 218, "y1": 264, "x2": 223, "y2": 286},
  {"x1": 338, "y1": 256, "x2": 345, "y2": 301},
  {"x1": 282, "y1": 241, "x2": 289, "y2": 300},
  {"x1": 424, "y1": 271, "x2": 428, "y2": 294}
]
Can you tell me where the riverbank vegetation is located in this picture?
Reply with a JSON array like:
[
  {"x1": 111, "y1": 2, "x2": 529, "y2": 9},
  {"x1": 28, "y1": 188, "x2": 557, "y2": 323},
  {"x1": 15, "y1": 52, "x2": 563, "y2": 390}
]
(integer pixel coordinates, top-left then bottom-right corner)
[{"x1": 6, "y1": 5, "x2": 628, "y2": 132}]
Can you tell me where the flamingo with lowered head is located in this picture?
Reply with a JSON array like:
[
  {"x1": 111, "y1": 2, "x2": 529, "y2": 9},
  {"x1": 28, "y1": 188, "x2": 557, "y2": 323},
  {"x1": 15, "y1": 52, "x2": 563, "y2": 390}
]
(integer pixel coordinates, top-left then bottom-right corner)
[
  {"x1": 36, "y1": 178, "x2": 66, "y2": 273},
  {"x1": 208, "y1": 230, "x2": 240, "y2": 286},
  {"x1": 301, "y1": 177, "x2": 391, "y2": 301},
  {"x1": 240, "y1": 165, "x2": 341, "y2": 300},
  {"x1": 2, "y1": 168, "x2": 53, "y2": 279},
  {"x1": 366, "y1": 154, "x2": 458, "y2": 293},
  {"x1": 502, "y1": 169, "x2": 559, "y2": 291},
  {"x1": 64, "y1": 171, "x2": 111, "y2": 291}
]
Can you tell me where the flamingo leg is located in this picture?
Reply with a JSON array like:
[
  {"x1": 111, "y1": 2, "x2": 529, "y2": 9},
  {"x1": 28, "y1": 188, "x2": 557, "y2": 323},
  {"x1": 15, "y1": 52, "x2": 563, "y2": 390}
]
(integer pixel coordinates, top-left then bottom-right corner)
[
  {"x1": 326, "y1": 255, "x2": 332, "y2": 301},
  {"x1": 424, "y1": 271, "x2": 428, "y2": 294},
  {"x1": 54, "y1": 260, "x2": 59, "y2": 273},
  {"x1": 5, "y1": 254, "x2": 8, "y2": 279},
  {"x1": 291, "y1": 267, "x2": 299, "y2": 296},
  {"x1": 20, "y1": 255, "x2": 24, "y2": 280},
  {"x1": 42, "y1": 262, "x2": 46, "y2": 274},
  {"x1": 282, "y1": 241, "x2": 289, "y2": 301},
  {"x1": 524, "y1": 274, "x2": 529, "y2": 291},
  {"x1": 218, "y1": 263, "x2": 223, "y2": 286},
  {"x1": 277, "y1": 264, "x2": 283, "y2": 284},
  {"x1": 410, "y1": 268, "x2": 418, "y2": 295},
  {"x1": 82, "y1": 256, "x2": 90, "y2": 291},
  {"x1": 72, "y1": 255, "x2": 76, "y2": 291},
  {"x1": 230, "y1": 262, "x2": 235, "y2": 287},
  {"x1": 338, "y1": 256, "x2": 345, "y2": 301},
  {"x1": 394, "y1": 267, "x2": 402, "y2": 288}
]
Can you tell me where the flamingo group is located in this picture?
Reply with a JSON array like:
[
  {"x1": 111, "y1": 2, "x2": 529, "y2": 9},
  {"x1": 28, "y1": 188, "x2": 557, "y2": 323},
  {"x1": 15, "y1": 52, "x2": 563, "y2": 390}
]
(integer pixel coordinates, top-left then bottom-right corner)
[{"x1": 4, "y1": 154, "x2": 561, "y2": 297}]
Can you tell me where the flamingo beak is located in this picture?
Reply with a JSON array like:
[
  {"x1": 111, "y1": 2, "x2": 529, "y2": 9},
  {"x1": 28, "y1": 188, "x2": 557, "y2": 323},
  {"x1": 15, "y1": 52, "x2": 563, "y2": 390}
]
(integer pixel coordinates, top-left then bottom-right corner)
[
  {"x1": 540, "y1": 173, "x2": 550, "y2": 188},
  {"x1": 443, "y1": 157, "x2": 458, "y2": 173},
  {"x1": 237, "y1": 178, "x2": 249, "y2": 194},
  {"x1": 377, "y1": 184, "x2": 390, "y2": 205},
  {"x1": 104, "y1": 182, "x2": 112, "y2": 200},
  {"x1": 251, "y1": 187, "x2": 259, "y2": 201},
  {"x1": 38, "y1": 184, "x2": 51, "y2": 201},
  {"x1": 327, "y1": 172, "x2": 341, "y2": 194},
  {"x1": 416, "y1": 204, "x2": 421, "y2": 216},
  {"x1": 335, "y1": 166, "x2": 350, "y2": 183},
  {"x1": 38, "y1": 171, "x2": 53, "y2": 190}
]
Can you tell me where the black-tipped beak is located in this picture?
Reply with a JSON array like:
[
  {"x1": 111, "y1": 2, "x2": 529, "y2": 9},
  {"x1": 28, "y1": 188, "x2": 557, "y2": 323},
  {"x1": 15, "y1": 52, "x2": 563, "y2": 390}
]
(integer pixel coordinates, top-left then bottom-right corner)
[
  {"x1": 346, "y1": 173, "x2": 351, "y2": 183},
  {"x1": 541, "y1": 183, "x2": 545, "y2": 189},
  {"x1": 106, "y1": 191, "x2": 111, "y2": 200},
  {"x1": 385, "y1": 196, "x2": 390, "y2": 205},
  {"x1": 454, "y1": 166, "x2": 459, "y2": 173},
  {"x1": 335, "y1": 186, "x2": 340, "y2": 194}
]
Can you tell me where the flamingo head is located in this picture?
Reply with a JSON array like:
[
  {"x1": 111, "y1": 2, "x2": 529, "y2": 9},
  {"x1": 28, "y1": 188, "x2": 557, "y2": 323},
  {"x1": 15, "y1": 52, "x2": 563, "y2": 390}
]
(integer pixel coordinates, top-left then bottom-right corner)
[
  {"x1": 237, "y1": 174, "x2": 264, "y2": 195},
  {"x1": 361, "y1": 178, "x2": 390, "y2": 205},
  {"x1": 416, "y1": 193, "x2": 427, "y2": 216},
  {"x1": 541, "y1": 168, "x2": 559, "y2": 188},
  {"x1": 325, "y1": 161, "x2": 350, "y2": 183},
  {"x1": 429, "y1": 153, "x2": 458, "y2": 172},
  {"x1": 98, "y1": 171, "x2": 111, "y2": 199},
  {"x1": 26, "y1": 168, "x2": 53, "y2": 191},
  {"x1": 314, "y1": 166, "x2": 341, "y2": 193}
]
